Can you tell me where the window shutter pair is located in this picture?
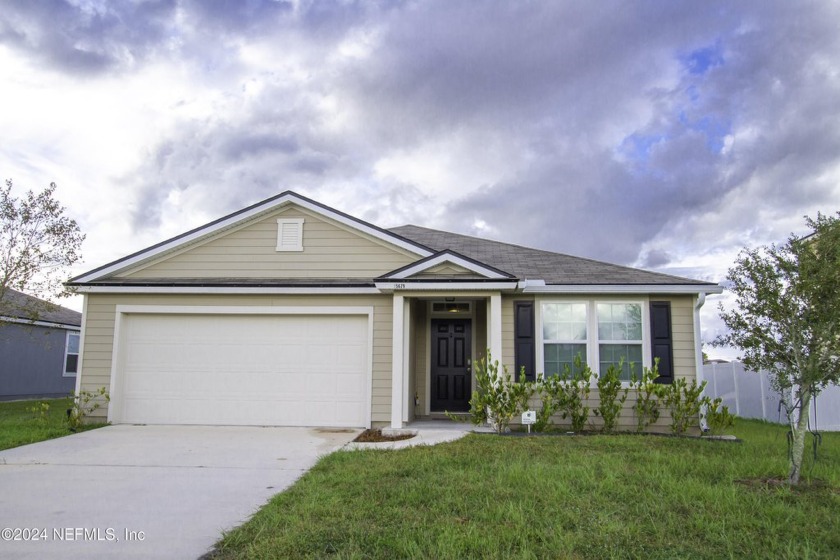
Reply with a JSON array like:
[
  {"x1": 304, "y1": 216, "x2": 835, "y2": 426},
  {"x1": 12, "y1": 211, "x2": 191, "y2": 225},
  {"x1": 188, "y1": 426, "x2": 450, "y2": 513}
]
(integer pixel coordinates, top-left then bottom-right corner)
[{"x1": 513, "y1": 300, "x2": 675, "y2": 384}]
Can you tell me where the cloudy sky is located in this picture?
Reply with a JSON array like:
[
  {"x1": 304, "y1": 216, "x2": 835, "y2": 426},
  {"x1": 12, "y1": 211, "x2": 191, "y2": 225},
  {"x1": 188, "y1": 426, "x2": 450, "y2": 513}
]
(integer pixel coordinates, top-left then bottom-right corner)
[{"x1": 2, "y1": 0, "x2": 839, "y2": 358}]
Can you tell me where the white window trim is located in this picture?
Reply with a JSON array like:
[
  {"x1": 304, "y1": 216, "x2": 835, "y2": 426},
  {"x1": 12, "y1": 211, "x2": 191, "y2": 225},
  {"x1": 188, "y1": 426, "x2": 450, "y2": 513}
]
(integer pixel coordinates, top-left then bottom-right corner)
[
  {"x1": 276, "y1": 218, "x2": 304, "y2": 252},
  {"x1": 64, "y1": 330, "x2": 80, "y2": 377},
  {"x1": 536, "y1": 297, "x2": 651, "y2": 386}
]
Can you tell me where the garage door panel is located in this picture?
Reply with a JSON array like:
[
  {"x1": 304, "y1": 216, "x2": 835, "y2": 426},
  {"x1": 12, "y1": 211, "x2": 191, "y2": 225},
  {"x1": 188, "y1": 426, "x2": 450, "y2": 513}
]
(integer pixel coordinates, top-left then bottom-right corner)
[{"x1": 115, "y1": 313, "x2": 369, "y2": 427}]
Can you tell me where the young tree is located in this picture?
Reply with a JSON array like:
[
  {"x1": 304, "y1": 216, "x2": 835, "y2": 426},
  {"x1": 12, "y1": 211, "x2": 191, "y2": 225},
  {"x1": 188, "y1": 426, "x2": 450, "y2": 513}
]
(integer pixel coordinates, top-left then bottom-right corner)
[
  {"x1": 716, "y1": 212, "x2": 840, "y2": 485},
  {"x1": 1, "y1": 179, "x2": 85, "y2": 320}
]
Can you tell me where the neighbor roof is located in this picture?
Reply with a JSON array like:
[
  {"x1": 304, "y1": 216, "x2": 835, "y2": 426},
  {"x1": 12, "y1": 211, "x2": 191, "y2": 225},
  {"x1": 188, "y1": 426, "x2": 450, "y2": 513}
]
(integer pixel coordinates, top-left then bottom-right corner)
[
  {"x1": 389, "y1": 225, "x2": 715, "y2": 287},
  {"x1": 0, "y1": 288, "x2": 82, "y2": 327}
]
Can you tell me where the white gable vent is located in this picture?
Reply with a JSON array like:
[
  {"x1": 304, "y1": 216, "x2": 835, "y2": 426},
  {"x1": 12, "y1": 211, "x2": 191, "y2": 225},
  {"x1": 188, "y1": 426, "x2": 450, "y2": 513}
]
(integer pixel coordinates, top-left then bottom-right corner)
[{"x1": 276, "y1": 218, "x2": 304, "y2": 251}]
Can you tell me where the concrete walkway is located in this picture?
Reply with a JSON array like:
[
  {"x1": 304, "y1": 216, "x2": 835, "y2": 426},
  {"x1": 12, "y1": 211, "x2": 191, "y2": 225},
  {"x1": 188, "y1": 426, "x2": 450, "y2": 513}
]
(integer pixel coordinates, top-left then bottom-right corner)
[{"x1": 0, "y1": 425, "x2": 359, "y2": 560}]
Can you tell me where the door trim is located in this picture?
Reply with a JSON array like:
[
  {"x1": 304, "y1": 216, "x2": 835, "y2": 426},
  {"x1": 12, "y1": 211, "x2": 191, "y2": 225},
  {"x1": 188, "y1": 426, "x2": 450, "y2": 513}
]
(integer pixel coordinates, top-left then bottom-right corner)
[
  {"x1": 429, "y1": 317, "x2": 473, "y2": 412},
  {"x1": 423, "y1": 301, "x2": 478, "y2": 416}
]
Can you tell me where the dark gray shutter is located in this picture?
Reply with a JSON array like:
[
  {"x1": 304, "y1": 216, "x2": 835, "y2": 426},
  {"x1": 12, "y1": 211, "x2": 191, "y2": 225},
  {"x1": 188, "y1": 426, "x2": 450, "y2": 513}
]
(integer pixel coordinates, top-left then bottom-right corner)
[
  {"x1": 650, "y1": 301, "x2": 674, "y2": 384},
  {"x1": 514, "y1": 301, "x2": 536, "y2": 382}
]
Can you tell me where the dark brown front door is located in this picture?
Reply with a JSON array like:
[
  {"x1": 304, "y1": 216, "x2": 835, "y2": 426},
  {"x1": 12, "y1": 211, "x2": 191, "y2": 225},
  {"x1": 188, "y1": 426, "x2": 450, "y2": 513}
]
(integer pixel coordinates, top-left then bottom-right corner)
[{"x1": 430, "y1": 318, "x2": 472, "y2": 412}]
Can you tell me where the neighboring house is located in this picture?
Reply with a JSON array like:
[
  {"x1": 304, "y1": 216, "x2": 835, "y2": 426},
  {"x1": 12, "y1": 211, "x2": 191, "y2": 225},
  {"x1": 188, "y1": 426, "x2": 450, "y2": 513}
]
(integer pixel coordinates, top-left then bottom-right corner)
[
  {"x1": 67, "y1": 191, "x2": 722, "y2": 429},
  {"x1": 0, "y1": 289, "x2": 81, "y2": 401}
]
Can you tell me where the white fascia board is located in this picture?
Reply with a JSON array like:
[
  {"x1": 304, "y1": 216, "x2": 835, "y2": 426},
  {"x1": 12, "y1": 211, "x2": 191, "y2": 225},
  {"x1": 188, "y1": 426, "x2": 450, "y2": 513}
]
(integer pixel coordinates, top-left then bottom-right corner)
[
  {"x1": 521, "y1": 284, "x2": 724, "y2": 295},
  {"x1": 73, "y1": 192, "x2": 432, "y2": 283},
  {"x1": 115, "y1": 305, "x2": 375, "y2": 316},
  {"x1": 375, "y1": 281, "x2": 519, "y2": 292},
  {"x1": 71, "y1": 285, "x2": 381, "y2": 295},
  {"x1": 0, "y1": 315, "x2": 81, "y2": 331},
  {"x1": 387, "y1": 253, "x2": 510, "y2": 280}
]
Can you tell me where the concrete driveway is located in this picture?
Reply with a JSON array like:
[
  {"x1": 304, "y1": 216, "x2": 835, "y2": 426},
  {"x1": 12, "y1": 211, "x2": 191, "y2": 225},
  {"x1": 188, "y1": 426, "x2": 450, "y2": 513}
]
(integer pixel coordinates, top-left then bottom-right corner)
[{"x1": 0, "y1": 425, "x2": 359, "y2": 559}]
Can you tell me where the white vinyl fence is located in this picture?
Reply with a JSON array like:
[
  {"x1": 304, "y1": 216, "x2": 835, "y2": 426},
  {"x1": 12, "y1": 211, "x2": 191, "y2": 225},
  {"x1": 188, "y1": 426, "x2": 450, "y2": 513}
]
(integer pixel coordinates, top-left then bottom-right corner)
[{"x1": 702, "y1": 361, "x2": 840, "y2": 431}]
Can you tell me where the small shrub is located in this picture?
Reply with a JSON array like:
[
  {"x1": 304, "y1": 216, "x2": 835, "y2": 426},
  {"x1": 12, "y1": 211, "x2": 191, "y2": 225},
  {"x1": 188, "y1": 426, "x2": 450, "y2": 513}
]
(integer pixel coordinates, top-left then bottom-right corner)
[
  {"x1": 29, "y1": 401, "x2": 51, "y2": 426},
  {"x1": 661, "y1": 378, "x2": 706, "y2": 435},
  {"x1": 551, "y1": 355, "x2": 592, "y2": 432},
  {"x1": 532, "y1": 377, "x2": 563, "y2": 432},
  {"x1": 631, "y1": 361, "x2": 664, "y2": 432},
  {"x1": 593, "y1": 361, "x2": 629, "y2": 432},
  {"x1": 67, "y1": 387, "x2": 110, "y2": 431},
  {"x1": 465, "y1": 353, "x2": 532, "y2": 434},
  {"x1": 703, "y1": 397, "x2": 735, "y2": 435}
]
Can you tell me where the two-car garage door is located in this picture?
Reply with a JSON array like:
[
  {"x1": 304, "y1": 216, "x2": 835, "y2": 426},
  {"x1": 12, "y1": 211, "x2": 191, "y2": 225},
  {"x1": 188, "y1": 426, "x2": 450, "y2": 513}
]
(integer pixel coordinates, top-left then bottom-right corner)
[{"x1": 111, "y1": 312, "x2": 370, "y2": 427}]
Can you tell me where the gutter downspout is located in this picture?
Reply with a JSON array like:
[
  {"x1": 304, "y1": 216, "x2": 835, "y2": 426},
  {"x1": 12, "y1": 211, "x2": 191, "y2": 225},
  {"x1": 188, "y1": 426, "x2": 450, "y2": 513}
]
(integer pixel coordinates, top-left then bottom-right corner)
[{"x1": 694, "y1": 292, "x2": 707, "y2": 431}]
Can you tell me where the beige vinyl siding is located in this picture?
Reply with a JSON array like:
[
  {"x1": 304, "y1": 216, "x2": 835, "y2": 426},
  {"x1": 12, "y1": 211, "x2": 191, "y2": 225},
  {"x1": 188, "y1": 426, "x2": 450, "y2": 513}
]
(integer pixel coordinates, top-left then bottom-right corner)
[
  {"x1": 424, "y1": 263, "x2": 472, "y2": 275},
  {"x1": 120, "y1": 206, "x2": 419, "y2": 279},
  {"x1": 410, "y1": 263, "x2": 484, "y2": 279},
  {"x1": 504, "y1": 294, "x2": 700, "y2": 432},
  {"x1": 78, "y1": 293, "x2": 393, "y2": 423},
  {"x1": 669, "y1": 295, "x2": 697, "y2": 381}
]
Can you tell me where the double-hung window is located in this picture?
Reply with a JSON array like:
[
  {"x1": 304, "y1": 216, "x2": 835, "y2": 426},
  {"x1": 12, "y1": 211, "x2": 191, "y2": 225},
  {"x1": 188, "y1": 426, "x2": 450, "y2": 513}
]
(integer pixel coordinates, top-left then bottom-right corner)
[
  {"x1": 540, "y1": 300, "x2": 647, "y2": 382},
  {"x1": 541, "y1": 302, "x2": 588, "y2": 378},
  {"x1": 597, "y1": 303, "x2": 643, "y2": 381},
  {"x1": 64, "y1": 331, "x2": 80, "y2": 376}
]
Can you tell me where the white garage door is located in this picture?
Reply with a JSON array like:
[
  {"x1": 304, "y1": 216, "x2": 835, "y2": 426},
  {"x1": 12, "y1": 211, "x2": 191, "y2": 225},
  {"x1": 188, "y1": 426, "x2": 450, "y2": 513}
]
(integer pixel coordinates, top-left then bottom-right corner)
[{"x1": 113, "y1": 313, "x2": 370, "y2": 427}]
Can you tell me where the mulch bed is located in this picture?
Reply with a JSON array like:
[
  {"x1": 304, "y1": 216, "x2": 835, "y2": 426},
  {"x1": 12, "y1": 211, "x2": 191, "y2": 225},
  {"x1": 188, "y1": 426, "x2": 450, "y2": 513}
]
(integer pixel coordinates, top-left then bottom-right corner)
[{"x1": 353, "y1": 429, "x2": 415, "y2": 443}]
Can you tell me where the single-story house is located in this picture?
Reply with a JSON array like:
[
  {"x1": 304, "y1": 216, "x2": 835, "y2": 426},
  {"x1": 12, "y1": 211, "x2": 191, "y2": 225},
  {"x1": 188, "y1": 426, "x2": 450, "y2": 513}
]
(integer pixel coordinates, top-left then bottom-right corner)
[
  {"x1": 0, "y1": 289, "x2": 81, "y2": 401},
  {"x1": 67, "y1": 191, "x2": 722, "y2": 429}
]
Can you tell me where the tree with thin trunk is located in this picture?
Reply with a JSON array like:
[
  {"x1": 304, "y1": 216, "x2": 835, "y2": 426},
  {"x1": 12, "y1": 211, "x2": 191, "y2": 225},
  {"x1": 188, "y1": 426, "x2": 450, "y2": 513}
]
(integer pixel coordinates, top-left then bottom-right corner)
[
  {"x1": 1, "y1": 179, "x2": 85, "y2": 321},
  {"x1": 715, "y1": 212, "x2": 840, "y2": 485}
]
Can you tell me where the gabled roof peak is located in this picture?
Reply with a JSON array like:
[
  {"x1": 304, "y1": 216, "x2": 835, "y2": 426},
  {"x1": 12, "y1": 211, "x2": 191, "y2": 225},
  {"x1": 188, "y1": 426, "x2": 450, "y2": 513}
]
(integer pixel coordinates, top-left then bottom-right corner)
[{"x1": 70, "y1": 191, "x2": 433, "y2": 284}]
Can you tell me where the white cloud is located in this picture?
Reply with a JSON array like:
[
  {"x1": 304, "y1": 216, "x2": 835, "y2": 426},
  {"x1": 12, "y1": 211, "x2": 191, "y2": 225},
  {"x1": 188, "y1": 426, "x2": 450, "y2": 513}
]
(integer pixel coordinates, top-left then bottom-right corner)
[{"x1": 2, "y1": 1, "x2": 840, "y2": 326}]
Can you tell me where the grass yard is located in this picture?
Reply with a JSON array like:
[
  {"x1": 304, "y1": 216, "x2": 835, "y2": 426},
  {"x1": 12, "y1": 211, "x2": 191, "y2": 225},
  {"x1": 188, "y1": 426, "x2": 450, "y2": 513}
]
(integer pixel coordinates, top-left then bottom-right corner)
[
  {"x1": 213, "y1": 419, "x2": 839, "y2": 559},
  {"x1": 0, "y1": 397, "x2": 106, "y2": 451}
]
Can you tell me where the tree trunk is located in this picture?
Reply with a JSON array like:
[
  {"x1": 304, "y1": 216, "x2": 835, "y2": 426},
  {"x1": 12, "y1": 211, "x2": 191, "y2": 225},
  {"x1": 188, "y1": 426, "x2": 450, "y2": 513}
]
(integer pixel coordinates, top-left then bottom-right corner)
[{"x1": 788, "y1": 389, "x2": 812, "y2": 485}]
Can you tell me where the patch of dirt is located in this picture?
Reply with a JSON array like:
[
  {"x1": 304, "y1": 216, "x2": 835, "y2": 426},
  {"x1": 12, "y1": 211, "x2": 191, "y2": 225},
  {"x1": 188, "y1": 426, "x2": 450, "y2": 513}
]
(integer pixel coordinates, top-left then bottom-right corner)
[
  {"x1": 353, "y1": 428, "x2": 415, "y2": 443},
  {"x1": 735, "y1": 477, "x2": 836, "y2": 494}
]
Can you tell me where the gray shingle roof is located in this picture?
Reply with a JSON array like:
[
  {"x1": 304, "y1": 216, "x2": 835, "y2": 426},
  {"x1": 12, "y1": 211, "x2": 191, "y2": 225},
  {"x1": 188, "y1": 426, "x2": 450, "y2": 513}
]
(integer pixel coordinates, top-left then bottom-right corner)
[
  {"x1": 388, "y1": 225, "x2": 714, "y2": 286},
  {"x1": 0, "y1": 288, "x2": 81, "y2": 326}
]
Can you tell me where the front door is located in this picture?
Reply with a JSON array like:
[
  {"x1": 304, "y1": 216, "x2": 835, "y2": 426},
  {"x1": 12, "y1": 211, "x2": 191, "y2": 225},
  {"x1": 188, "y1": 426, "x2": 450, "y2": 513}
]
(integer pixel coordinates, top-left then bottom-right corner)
[{"x1": 430, "y1": 318, "x2": 472, "y2": 412}]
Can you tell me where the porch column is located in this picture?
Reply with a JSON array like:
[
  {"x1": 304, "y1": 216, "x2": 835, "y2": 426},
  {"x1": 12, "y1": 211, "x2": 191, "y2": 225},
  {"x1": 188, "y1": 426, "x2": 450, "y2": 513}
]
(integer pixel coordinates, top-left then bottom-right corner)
[
  {"x1": 391, "y1": 295, "x2": 409, "y2": 429},
  {"x1": 487, "y1": 293, "x2": 503, "y2": 364}
]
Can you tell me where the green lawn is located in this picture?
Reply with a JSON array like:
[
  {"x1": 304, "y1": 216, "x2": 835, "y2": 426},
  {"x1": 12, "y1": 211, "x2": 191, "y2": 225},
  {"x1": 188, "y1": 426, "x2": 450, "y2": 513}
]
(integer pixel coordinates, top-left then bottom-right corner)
[
  {"x1": 0, "y1": 397, "x2": 106, "y2": 451},
  {"x1": 213, "y1": 419, "x2": 839, "y2": 559}
]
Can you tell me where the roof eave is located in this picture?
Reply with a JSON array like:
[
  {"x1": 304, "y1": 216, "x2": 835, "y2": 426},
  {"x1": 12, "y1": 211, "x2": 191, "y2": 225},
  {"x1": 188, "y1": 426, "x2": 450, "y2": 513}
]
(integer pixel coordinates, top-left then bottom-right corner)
[{"x1": 520, "y1": 282, "x2": 723, "y2": 295}]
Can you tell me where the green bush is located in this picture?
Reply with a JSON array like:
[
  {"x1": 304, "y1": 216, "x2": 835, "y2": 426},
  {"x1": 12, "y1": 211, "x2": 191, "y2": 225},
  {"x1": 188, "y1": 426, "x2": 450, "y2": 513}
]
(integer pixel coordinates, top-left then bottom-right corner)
[
  {"x1": 66, "y1": 387, "x2": 110, "y2": 431},
  {"x1": 661, "y1": 378, "x2": 706, "y2": 435},
  {"x1": 554, "y1": 355, "x2": 592, "y2": 432},
  {"x1": 703, "y1": 397, "x2": 735, "y2": 435},
  {"x1": 532, "y1": 377, "x2": 563, "y2": 432},
  {"x1": 593, "y1": 361, "x2": 629, "y2": 432},
  {"x1": 465, "y1": 353, "x2": 532, "y2": 434},
  {"x1": 28, "y1": 401, "x2": 51, "y2": 426},
  {"x1": 630, "y1": 361, "x2": 665, "y2": 432}
]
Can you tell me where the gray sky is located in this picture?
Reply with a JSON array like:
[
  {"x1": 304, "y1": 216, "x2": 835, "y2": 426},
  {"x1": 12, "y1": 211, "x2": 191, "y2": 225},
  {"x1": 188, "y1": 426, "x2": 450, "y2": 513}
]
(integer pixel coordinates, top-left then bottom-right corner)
[{"x1": 2, "y1": 1, "x2": 839, "y2": 359}]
